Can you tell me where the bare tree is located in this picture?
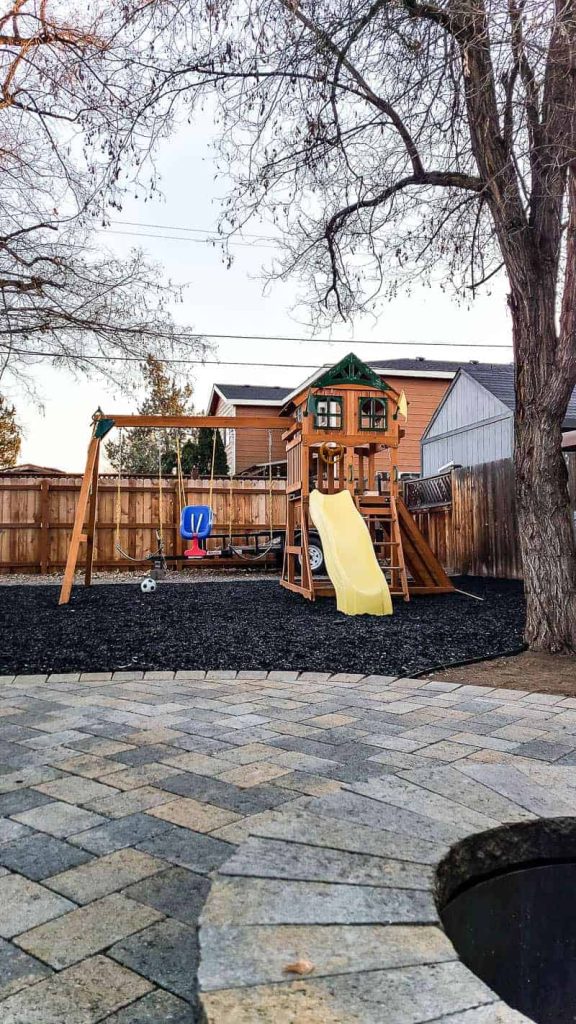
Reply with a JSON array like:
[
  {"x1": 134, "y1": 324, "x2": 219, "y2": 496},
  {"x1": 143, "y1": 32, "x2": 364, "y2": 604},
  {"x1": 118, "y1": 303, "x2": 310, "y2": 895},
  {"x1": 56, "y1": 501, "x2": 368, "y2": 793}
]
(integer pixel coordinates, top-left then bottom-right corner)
[
  {"x1": 114, "y1": 0, "x2": 576, "y2": 652},
  {"x1": 0, "y1": 1, "x2": 206, "y2": 393},
  {"x1": 0, "y1": 393, "x2": 20, "y2": 466}
]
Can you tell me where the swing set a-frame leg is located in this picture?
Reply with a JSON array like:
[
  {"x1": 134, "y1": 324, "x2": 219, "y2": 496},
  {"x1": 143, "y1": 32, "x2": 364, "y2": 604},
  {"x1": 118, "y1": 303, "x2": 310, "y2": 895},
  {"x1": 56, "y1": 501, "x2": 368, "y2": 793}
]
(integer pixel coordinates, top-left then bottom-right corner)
[
  {"x1": 59, "y1": 435, "x2": 100, "y2": 606},
  {"x1": 84, "y1": 440, "x2": 101, "y2": 588}
]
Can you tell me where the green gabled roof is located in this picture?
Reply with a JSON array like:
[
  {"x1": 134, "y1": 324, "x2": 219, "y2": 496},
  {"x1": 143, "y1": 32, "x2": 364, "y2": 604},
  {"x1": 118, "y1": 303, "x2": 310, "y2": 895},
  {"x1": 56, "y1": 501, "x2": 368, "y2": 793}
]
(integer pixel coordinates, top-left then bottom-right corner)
[{"x1": 312, "y1": 352, "x2": 392, "y2": 394}]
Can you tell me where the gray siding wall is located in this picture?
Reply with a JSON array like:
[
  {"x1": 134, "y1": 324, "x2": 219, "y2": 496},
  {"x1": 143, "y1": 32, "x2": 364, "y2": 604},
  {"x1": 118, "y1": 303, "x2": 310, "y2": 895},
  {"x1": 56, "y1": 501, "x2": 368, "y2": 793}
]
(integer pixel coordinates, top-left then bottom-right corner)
[
  {"x1": 422, "y1": 415, "x2": 514, "y2": 475},
  {"x1": 426, "y1": 372, "x2": 508, "y2": 437},
  {"x1": 421, "y1": 372, "x2": 514, "y2": 476}
]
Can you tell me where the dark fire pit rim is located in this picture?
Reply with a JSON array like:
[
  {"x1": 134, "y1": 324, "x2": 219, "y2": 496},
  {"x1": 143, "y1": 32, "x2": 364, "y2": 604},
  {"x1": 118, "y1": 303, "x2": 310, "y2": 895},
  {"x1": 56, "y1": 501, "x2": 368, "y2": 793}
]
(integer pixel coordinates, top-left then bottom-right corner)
[{"x1": 435, "y1": 816, "x2": 576, "y2": 910}]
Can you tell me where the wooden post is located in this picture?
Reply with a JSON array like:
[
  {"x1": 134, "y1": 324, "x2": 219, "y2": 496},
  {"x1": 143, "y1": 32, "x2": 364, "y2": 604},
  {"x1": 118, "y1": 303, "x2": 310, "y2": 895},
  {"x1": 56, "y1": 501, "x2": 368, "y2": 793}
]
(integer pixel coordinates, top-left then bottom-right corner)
[
  {"x1": 84, "y1": 442, "x2": 101, "y2": 587},
  {"x1": 59, "y1": 436, "x2": 100, "y2": 605},
  {"x1": 368, "y1": 446, "x2": 376, "y2": 491},
  {"x1": 173, "y1": 479, "x2": 182, "y2": 559},
  {"x1": 357, "y1": 452, "x2": 365, "y2": 496},
  {"x1": 39, "y1": 479, "x2": 49, "y2": 575}
]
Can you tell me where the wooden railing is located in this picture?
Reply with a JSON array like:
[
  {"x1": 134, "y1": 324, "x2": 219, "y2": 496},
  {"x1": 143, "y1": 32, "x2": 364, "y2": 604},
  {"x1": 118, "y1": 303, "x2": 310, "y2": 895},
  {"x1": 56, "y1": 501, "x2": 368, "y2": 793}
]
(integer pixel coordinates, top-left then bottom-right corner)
[{"x1": 404, "y1": 472, "x2": 452, "y2": 510}]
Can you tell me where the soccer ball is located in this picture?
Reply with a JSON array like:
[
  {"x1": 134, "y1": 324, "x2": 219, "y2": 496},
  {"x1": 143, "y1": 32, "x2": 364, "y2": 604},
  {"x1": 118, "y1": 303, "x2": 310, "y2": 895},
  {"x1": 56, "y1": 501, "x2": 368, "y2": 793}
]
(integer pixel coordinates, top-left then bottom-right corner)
[{"x1": 140, "y1": 577, "x2": 157, "y2": 594}]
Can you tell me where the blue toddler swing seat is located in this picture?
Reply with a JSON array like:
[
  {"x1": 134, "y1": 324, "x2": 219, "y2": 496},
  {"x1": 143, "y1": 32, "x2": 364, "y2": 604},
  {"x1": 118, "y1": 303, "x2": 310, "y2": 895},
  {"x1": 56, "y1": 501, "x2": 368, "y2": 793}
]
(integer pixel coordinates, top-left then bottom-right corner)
[{"x1": 180, "y1": 505, "x2": 213, "y2": 558}]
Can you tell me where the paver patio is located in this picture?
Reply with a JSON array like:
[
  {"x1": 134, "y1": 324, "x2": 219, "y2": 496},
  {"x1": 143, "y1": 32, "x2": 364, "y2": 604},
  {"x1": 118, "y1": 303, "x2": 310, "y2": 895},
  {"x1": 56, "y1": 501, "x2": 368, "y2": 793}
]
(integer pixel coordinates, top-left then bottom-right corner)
[{"x1": 0, "y1": 669, "x2": 573, "y2": 1021}]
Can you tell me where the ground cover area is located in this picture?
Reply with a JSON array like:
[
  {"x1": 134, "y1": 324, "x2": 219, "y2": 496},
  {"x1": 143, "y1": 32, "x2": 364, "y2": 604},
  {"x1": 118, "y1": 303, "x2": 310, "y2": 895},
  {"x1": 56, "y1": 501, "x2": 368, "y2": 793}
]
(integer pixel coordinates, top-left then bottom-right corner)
[
  {"x1": 0, "y1": 669, "x2": 573, "y2": 1022},
  {"x1": 0, "y1": 577, "x2": 524, "y2": 677},
  {"x1": 432, "y1": 649, "x2": 576, "y2": 695}
]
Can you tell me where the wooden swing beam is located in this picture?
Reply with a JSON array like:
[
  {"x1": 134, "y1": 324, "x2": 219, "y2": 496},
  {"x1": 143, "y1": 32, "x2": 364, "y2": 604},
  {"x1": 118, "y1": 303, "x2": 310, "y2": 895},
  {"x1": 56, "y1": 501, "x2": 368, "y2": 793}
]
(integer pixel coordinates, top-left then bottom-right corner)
[{"x1": 98, "y1": 414, "x2": 288, "y2": 430}]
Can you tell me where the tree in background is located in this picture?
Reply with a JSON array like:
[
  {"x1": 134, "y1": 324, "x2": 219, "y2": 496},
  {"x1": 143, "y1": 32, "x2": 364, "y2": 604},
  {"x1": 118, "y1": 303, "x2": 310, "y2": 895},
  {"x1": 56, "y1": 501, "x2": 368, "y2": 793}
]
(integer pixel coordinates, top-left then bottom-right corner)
[
  {"x1": 116, "y1": 0, "x2": 576, "y2": 653},
  {"x1": 180, "y1": 438, "x2": 199, "y2": 476},
  {"x1": 195, "y1": 428, "x2": 229, "y2": 477},
  {"x1": 106, "y1": 357, "x2": 195, "y2": 475},
  {"x1": 0, "y1": 395, "x2": 21, "y2": 468}
]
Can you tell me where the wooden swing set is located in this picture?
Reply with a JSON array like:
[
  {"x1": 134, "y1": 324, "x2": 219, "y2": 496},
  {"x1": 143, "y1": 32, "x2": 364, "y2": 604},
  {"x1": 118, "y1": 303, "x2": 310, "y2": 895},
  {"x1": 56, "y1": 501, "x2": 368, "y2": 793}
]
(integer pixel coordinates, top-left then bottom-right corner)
[{"x1": 58, "y1": 353, "x2": 454, "y2": 606}]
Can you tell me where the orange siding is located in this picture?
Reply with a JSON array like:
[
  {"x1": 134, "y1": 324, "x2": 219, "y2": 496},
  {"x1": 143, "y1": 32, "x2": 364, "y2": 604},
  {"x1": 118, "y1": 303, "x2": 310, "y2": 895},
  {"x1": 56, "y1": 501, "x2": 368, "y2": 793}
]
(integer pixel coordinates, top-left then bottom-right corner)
[
  {"x1": 212, "y1": 398, "x2": 286, "y2": 474},
  {"x1": 374, "y1": 377, "x2": 450, "y2": 474}
]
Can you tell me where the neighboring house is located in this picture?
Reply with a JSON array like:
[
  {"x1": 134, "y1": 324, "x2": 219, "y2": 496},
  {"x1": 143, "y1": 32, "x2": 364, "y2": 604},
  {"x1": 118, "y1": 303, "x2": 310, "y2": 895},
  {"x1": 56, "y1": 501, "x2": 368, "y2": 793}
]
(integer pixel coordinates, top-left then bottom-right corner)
[
  {"x1": 208, "y1": 384, "x2": 291, "y2": 475},
  {"x1": 209, "y1": 358, "x2": 505, "y2": 476},
  {"x1": 421, "y1": 363, "x2": 576, "y2": 475}
]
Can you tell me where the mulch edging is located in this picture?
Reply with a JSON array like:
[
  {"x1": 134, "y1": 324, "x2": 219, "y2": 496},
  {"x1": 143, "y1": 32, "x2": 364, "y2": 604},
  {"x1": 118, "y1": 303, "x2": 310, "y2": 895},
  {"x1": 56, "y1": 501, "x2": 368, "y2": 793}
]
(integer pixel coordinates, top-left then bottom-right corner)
[{"x1": 0, "y1": 577, "x2": 524, "y2": 676}]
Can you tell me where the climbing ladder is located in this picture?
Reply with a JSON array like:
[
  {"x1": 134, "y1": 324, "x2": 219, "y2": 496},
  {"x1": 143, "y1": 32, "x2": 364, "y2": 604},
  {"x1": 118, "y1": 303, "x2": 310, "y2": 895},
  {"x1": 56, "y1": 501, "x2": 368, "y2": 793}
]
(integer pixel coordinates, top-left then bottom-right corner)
[
  {"x1": 357, "y1": 492, "x2": 453, "y2": 599},
  {"x1": 357, "y1": 493, "x2": 410, "y2": 601}
]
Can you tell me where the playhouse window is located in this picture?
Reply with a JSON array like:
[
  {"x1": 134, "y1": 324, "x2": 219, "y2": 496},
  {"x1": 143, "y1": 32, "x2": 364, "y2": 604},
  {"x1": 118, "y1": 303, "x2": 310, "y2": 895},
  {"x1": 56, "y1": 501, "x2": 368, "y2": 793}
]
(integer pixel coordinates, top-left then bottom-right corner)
[
  {"x1": 313, "y1": 396, "x2": 343, "y2": 430},
  {"x1": 359, "y1": 397, "x2": 387, "y2": 431}
]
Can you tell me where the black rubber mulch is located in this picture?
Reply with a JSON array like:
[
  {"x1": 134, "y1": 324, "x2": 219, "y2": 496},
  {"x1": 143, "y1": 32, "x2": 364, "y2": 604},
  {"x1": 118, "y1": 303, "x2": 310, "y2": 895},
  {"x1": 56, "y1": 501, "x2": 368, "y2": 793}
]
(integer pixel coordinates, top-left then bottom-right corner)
[{"x1": 0, "y1": 577, "x2": 525, "y2": 676}]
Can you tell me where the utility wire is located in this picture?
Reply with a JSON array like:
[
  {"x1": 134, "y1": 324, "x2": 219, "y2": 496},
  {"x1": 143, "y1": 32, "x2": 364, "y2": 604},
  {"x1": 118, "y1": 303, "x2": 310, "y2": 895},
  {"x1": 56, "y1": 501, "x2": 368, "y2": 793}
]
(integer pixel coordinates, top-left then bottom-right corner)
[
  {"x1": 4, "y1": 347, "x2": 512, "y2": 367},
  {"x1": 7, "y1": 349, "x2": 324, "y2": 369},
  {"x1": 0, "y1": 331, "x2": 512, "y2": 348},
  {"x1": 109, "y1": 219, "x2": 278, "y2": 242},
  {"x1": 99, "y1": 228, "x2": 278, "y2": 250}
]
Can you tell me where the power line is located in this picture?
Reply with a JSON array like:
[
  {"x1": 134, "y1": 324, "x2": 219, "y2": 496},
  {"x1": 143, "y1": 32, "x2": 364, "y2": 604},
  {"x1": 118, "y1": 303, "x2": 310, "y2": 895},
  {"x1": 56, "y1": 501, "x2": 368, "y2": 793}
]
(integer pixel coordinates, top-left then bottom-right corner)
[
  {"x1": 109, "y1": 219, "x2": 278, "y2": 242},
  {"x1": 6, "y1": 347, "x2": 512, "y2": 369},
  {"x1": 99, "y1": 228, "x2": 278, "y2": 250},
  {"x1": 9, "y1": 350, "x2": 324, "y2": 369},
  {"x1": 191, "y1": 333, "x2": 511, "y2": 349}
]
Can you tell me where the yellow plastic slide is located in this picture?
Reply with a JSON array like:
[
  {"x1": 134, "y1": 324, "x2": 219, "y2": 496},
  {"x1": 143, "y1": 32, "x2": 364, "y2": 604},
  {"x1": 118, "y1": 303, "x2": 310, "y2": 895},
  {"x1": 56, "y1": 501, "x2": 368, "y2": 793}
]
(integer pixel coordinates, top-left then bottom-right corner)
[{"x1": 309, "y1": 488, "x2": 393, "y2": 616}]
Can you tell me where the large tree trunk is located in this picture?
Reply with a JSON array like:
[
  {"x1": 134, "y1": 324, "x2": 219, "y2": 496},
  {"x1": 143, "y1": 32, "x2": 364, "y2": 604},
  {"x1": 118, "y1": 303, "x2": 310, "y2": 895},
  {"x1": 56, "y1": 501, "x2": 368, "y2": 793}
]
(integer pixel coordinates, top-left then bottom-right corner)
[
  {"x1": 513, "y1": 305, "x2": 576, "y2": 653},
  {"x1": 515, "y1": 406, "x2": 576, "y2": 653}
]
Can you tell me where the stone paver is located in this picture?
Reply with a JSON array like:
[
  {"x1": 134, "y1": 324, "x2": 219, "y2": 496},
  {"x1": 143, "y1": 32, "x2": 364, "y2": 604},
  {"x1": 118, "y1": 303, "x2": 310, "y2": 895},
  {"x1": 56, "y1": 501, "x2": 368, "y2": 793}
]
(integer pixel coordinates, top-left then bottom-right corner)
[
  {"x1": 123, "y1": 865, "x2": 210, "y2": 925},
  {"x1": 67, "y1": 812, "x2": 173, "y2": 855},
  {"x1": 221, "y1": 836, "x2": 434, "y2": 889},
  {"x1": 15, "y1": 893, "x2": 164, "y2": 968},
  {"x1": 110, "y1": 918, "x2": 200, "y2": 1003},
  {"x1": 34, "y1": 776, "x2": 120, "y2": 805},
  {"x1": 137, "y1": 825, "x2": 234, "y2": 874},
  {"x1": 148, "y1": 797, "x2": 241, "y2": 833},
  {"x1": 103, "y1": 990, "x2": 196, "y2": 1023},
  {"x1": 45, "y1": 847, "x2": 168, "y2": 903},
  {"x1": 0, "y1": 818, "x2": 32, "y2": 845},
  {"x1": 0, "y1": 937, "x2": 52, "y2": 1000},
  {"x1": 200, "y1": 963, "x2": 496, "y2": 1024},
  {"x1": 0, "y1": 873, "x2": 75, "y2": 938},
  {"x1": 0, "y1": 955, "x2": 153, "y2": 1024},
  {"x1": 13, "y1": 800, "x2": 108, "y2": 838},
  {"x1": 199, "y1": 923, "x2": 454, "y2": 990},
  {"x1": 202, "y1": 876, "x2": 437, "y2": 926},
  {"x1": 0, "y1": 668, "x2": 566, "y2": 1022},
  {"x1": 0, "y1": 832, "x2": 93, "y2": 880}
]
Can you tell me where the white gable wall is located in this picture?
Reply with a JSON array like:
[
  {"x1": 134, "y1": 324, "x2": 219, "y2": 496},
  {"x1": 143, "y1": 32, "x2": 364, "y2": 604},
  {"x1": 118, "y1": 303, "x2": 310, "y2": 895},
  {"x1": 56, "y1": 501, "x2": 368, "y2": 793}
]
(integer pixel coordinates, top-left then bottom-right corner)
[
  {"x1": 421, "y1": 372, "x2": 514, "y2": 476},
  {"x1": 425, "y1": 371, "x2": 510, "y2": 438}
]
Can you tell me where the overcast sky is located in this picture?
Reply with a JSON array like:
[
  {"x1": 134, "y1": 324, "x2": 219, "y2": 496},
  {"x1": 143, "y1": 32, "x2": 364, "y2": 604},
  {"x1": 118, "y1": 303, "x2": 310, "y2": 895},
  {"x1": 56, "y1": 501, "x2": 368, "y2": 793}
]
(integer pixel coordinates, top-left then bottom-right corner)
[{"x1": 13, "y1": 115, "x2": 513, "y2": 472}]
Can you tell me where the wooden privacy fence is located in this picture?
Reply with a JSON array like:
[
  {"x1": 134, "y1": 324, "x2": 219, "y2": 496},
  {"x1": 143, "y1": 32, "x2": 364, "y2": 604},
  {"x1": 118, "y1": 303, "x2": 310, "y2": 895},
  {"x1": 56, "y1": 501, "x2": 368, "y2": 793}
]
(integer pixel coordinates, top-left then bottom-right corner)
[
  {"x1": 0, "y1": 475, "x2": 287, "y2": 574},
  {"x1": 406, "y1": 455, "x2": 576, "y2": 580}
]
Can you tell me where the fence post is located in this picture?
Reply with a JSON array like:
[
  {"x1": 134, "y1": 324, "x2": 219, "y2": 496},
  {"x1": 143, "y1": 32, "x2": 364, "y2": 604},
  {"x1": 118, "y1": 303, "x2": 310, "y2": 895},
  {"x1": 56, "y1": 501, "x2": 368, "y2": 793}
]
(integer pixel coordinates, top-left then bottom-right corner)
[{"x1": 39, "y1": 479, "x2": 49, "y2": 575}]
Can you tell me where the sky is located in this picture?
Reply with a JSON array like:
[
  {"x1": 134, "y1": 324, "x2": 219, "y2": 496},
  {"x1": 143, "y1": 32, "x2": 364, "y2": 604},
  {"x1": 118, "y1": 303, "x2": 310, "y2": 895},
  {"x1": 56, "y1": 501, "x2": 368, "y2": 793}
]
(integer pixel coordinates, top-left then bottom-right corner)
[{"x1": 13, "y1": 115, "x2": 513, "y2": 472}]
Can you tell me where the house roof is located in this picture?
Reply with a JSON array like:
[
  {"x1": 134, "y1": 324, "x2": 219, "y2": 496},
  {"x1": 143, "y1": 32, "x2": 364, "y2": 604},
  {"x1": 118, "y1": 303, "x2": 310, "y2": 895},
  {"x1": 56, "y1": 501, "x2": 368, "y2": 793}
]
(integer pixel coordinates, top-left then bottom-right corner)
[
  {"x1": 209, "y1": 383, "x2": 292, "y2": 410},
  {"x1": 460, "y1": 363, "x2": 516, "y2": 410},
  {"x1": 1, "y1": 463, "x2": 68, "y2": 476},
  {"x1": 425, "y1": 363, "x2": 576, "y2": 435},
  {"x1": 463, "y1": 363, "x2": 576, "y2": 427},
  {"x1": 368, "y1": 357, "x2": 512, "y2": 380}
]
